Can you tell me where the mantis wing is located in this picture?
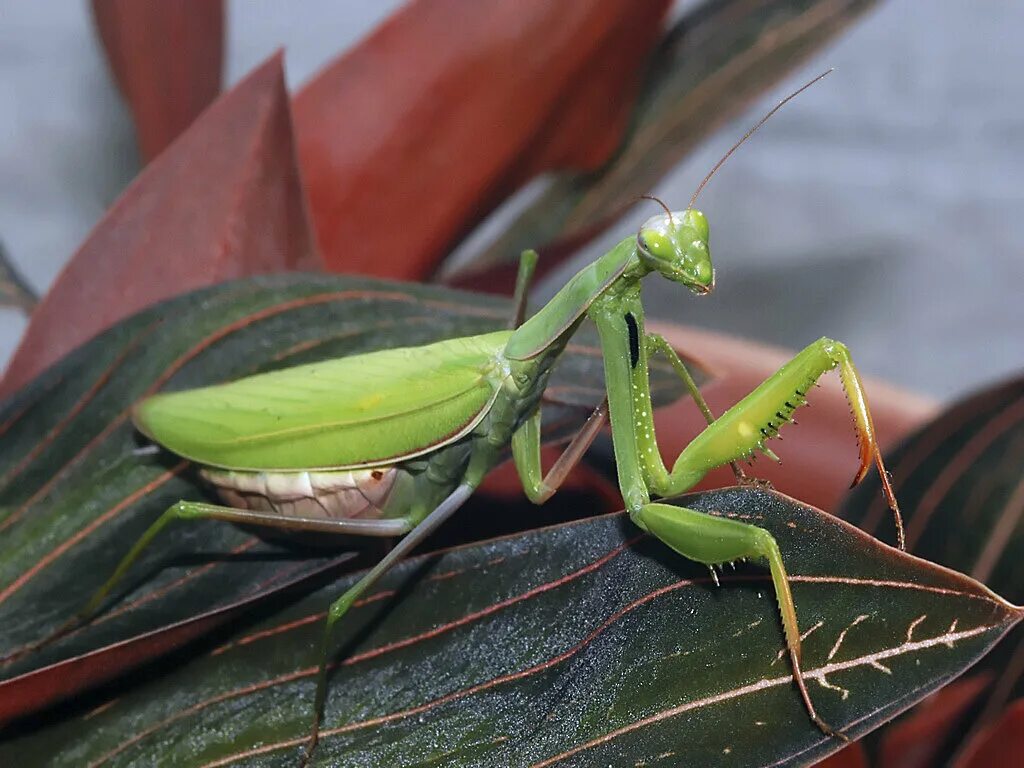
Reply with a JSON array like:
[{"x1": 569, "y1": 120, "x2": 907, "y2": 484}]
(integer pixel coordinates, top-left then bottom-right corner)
[{"x1": 133, "y1": 330, "x2": 512, "y2": 471}]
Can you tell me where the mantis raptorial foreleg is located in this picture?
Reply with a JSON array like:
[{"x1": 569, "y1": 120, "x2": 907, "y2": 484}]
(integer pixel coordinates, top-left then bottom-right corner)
[
  {"x1": 650, "y1": 337, "x2": 905, "y2": 549},
  {"x1": 303, "y1": 482, "x2": 476, "y2": 765},
  {"x1": 509, "y1": 249, "x2": 539, "y2": 329},
  {"x1": 591, "y1": 297, "x2": 903, "y2": 739},
  {"x1": 645, "y1": 332, "x2": 749, "y2": 483}
]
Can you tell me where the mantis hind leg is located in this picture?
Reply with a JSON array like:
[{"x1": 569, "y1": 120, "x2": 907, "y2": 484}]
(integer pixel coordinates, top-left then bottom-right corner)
[
  {"x1": 660, "y1": 337, "x2": 904, "y2": 549},
  {"x1": 633, "y1": 501, "x2": 845, "y2": 740},
  {"x1": 0, "y1": 501, "x2": 416, "y2": 667},
  {"x1": 302, "y1": 482, "x2": 476, "y2": 766},
  {"x1": 82, "y1": 501, "x2": 416, "y2": 622}
]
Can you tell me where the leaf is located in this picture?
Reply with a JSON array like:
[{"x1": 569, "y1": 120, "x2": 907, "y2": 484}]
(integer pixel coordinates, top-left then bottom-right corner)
[
  {"x1": 840, "y1": 374, "x2": 1024, "y2": 762},
  {"x1": 92, "y1": 0, "x2": 224, "y2": 161},
  {"x1": 0, "y1": 555, "x2": 352, "y2": 724},
  {"x1": 460, "y1": 0, "x2": 880, "y2": 288},
  {"x1": 876, "y1": 674, "x2": 993, "y2": 768},
  {"x1": 816, "y1": 743, "x2": 869, "y2": 768},
  {"x1": 2, "y1": 488, "x2": 1017, "y2": 767},
  {"x1": 0, "y1": 273, "x2": 691, "y2": 721},
  {"x1": 0, "y1": 54, "x2": 320, "y2": 399},
  {"x1": 293, "y1": 0, "x2": 671, "y2": 279},
  {"x1": 956, "y1": 698, "x2": 1024, "y2": 768}
]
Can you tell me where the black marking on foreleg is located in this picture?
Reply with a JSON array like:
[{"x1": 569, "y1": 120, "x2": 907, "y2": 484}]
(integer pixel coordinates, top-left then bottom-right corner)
[{"x1": 625, "y1": 313, "x2": 640, "y2": 369}]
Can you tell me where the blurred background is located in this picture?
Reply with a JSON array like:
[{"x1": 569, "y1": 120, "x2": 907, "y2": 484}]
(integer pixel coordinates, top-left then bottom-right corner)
[{"x1": 1, "y1": 0, "x2": 1022, "y2": 399}]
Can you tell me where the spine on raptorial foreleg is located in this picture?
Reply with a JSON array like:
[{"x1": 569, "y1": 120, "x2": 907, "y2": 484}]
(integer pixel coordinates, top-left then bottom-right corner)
[{"x1": 664, "y1": 339, "x2": 838, "y2": 491}]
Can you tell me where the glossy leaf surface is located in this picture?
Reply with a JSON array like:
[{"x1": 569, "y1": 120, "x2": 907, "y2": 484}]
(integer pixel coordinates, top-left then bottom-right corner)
[
  {"x1": 2, "y1": 488, "x2": 1017, "y2": 766},
  {"x1": 0, "y1": 54, "x2": 320, "y2": 398},
  {"x1": 0, "y1": 274, "x2": 688, "y2": 720}
]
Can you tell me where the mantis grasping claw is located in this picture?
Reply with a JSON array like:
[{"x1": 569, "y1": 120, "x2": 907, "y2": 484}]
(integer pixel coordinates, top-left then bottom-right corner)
[{"x1": 56, "y1": 70, "x2": 904, "y2": 763}]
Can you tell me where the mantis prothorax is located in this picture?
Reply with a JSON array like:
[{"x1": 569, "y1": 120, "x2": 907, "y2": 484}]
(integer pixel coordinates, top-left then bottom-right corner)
[{"x1": 48, "y1": 71, "x2": 904, "y2": 763}]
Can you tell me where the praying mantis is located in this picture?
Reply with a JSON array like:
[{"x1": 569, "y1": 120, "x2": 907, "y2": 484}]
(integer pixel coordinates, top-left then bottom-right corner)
[{"x1": 53, "y1": 71, "x2": 906, "y2": 764}]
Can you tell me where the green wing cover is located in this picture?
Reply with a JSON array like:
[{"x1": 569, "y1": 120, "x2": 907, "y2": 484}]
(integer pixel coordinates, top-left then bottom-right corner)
[{"x1": 133, "y1": 331, "x2": 512, "y2": 470}]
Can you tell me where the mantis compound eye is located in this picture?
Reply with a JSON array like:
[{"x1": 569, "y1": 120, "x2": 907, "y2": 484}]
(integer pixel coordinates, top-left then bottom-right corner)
[{"x1": 637, "y1": 228, "x2": 671, "y2": 261}]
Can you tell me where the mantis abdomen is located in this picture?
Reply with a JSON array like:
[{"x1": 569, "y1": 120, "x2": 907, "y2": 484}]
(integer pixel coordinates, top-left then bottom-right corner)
[{"x1": 200, "y1": 466, "x2": 409, "y2": 522}]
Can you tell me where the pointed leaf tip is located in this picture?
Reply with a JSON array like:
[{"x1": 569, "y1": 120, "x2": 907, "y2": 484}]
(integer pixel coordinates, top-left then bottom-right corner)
[
  {"x1": 1, "y1": 53, "x2": 320, "y2": 399},
  {"x1": 294, "y1": 0, "x2": 670, "y2": 280}
]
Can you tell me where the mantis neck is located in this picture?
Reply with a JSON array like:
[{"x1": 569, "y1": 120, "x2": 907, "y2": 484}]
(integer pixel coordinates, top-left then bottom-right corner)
[{"x1": 505, "y1": 237, "x2": 646, "y2": 361}]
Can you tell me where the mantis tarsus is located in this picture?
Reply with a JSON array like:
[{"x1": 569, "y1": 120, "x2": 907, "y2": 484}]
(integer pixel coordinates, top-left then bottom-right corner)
[{"x1": 39, "y1": 71, "x2": 906, "y2": 763}]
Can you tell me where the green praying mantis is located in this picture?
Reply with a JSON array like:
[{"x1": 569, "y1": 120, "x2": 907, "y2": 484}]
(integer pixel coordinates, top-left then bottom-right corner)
[{"x1": 45, "y1": 71, "x2": 905, "y2": 764}]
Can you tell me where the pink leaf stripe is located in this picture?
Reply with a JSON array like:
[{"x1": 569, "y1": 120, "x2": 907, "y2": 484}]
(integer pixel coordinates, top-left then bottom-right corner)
[
  {"x1": 0, "y1": 320, "x2": 162, "y2": 489},
  {"x1": 0, "y1": 373, "x2": 65, "y2": 439},
  {"x1": 528, "y1": 622, "x2": 1003, "y2": 768},
  {"x1": 84, "y1": 562, "x2": 1013, "y2": 767},
  {"x1": 860, "y1": 382, "x2": 1024, "y2": 538},
  {"x1": 903, "y1": 397, "x2": 1024, "y2": 550},
  {"x1": 0, "y1": 463, "x2": 188, "y2": 606},
  {"x1": 85, "y1": 537, "x2": 641, "y2": 766}
]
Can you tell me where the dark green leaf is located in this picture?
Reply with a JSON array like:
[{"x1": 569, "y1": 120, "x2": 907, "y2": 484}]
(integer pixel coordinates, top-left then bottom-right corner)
[
  {"x1": 463, "y1": 0, "x2": 878, "y2": 281},
  {"x1": 840, "y1": 374, "x2": 1024, "y2": 763},
  {"x1": 0, "y1": 274, "x2": 694, "y2": 719},
  {"x1": 3, "y1": 488, "x2": 1017, "y2": 767}
]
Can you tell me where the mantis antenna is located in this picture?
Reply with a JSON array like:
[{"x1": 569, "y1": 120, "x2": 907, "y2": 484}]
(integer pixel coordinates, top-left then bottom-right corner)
[
  {"x1": 639, "y1": 194, "x2": 674, "y2": 223},
  {"x1": 688, "y1": 68, "x2": 834, "y2": 209}
]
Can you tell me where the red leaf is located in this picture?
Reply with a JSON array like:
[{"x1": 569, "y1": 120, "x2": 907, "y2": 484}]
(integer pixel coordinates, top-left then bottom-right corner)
[
  {"x1": 957, "y1": 698, "x2": 1024, "y2": 768},
  {"x1": 294, "y1": 0, "x2": 670, "y2": 280},
  {"x1": 878, "y1": 674, "x2": 994, "y2": 768},
  {"x1": 646, "y1": 323, "x2": 938, "y2": 514},
  {"x1": 814, "y1": 742, "x2": 870, "y2": 768},
  {"x1": 92, "y1": 0, "x2": 224, "y2": 161},
  {"x1": 1, "y1": 54, "x2": 320, "y2": 398}
]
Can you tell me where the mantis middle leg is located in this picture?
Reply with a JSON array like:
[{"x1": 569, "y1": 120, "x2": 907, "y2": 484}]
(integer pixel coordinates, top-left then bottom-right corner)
[
  {"x1": 512, "y1": 397, "x2": 608, "y2": 504},
  {"x1": 302, "y1": 481, "x2": 477, "y2": 764}
]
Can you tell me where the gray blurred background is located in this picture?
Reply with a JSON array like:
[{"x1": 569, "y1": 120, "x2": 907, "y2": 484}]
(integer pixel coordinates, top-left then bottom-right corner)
[{"x1": 2, "y1": 1, "x2": 1022, "y2": 400}]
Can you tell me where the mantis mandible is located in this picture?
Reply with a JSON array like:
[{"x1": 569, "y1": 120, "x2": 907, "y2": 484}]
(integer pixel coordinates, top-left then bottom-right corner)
[{"x1": 60, "y1": 71, "x2": 905, "y2": 763}]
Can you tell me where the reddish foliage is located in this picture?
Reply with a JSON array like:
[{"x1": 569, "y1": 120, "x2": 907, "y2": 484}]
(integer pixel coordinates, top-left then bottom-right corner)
[
  {"x1": 1, "y1": 54, "x2": 320, "y2": 398},
  {"x1": 646, "y1": 323, "x2": 938, "y2": 515},
  {"x1": 957, "y1": 698, "x2": 1024, "y2": 768},
  {"x1": 815, "y1": 742, "x2": 869, "y2": 768},
  {"x1": 294, "y1": 0, "x2": 670, "y2": 280},
  {"x1": 878, "y1": 674, "x2": 994, "y2": 768},
  {"x1": 92, "y1": 0, "x2": 224, "y2": 161}
]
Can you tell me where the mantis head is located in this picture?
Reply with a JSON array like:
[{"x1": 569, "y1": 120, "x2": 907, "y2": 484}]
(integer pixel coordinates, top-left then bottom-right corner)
[
  {"x1": 633, "y1": 70, "x2": 835, "y2": 298},
  {"x1": 636, "y1": 209, "x2": 714, "y2": 295}
]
